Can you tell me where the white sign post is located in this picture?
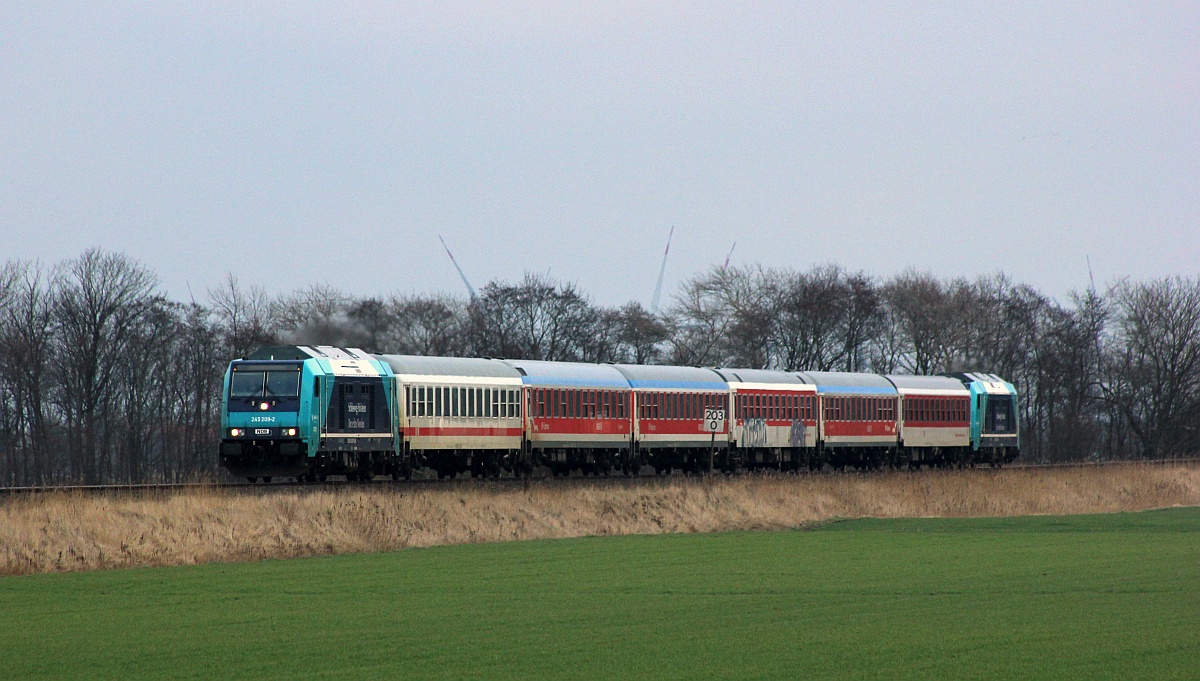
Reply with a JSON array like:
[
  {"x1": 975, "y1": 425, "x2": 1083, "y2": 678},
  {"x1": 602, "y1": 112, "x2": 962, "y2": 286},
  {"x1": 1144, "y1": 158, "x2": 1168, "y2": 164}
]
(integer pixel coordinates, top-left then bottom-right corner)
[
  {"x1": 704, "y1": 408, "x2": 725, "y2": 433},
  {"x1": 704, "y1": 408, "x2": 724, "y2": 474}
]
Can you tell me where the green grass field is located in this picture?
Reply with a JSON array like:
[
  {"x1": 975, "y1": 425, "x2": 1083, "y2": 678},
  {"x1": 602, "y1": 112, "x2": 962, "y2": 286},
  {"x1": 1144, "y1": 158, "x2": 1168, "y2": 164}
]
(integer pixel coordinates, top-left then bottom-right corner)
[{"x1": 2, "y1": 508, "x2": 1198, "y2": 680}]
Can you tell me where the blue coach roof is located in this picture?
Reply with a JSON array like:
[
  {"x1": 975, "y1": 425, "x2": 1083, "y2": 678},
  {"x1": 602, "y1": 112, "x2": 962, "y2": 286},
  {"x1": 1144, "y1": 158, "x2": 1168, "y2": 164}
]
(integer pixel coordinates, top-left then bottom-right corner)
[
  {"x1": 796, "y1": 371, "x2": 898, "y2": 395},
  {"x1": 499, "y1": 359, "x2": 631, "y2": 389},
  {"x1": 374, "y1": 354, "x2": 521, "y2": 379},
  {"x1": 713, "y1": 368, "x2": 811, "y2": 385},
  {"x1": 612, "y1": 364, "x2": 728, "y2": 391}
]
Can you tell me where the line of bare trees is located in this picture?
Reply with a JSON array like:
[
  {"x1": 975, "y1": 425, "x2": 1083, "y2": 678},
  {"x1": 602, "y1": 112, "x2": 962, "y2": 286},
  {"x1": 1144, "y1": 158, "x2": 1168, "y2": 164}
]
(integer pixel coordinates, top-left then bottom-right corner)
[{"x1": 1, "y1": 249, "x2": 1197, "y2": 484}]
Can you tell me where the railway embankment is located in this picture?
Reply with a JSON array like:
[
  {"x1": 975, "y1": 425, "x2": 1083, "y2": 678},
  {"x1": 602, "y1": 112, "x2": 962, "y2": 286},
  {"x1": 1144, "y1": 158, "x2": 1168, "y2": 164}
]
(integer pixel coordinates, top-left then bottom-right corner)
[{"x1": 3, "y1": 463, "x2": 1199, "y2": 576}]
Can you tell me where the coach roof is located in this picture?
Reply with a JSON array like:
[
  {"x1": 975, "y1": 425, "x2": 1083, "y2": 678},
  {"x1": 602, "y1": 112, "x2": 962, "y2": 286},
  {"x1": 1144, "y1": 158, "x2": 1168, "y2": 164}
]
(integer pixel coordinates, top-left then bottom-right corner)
[
  {"x1": 499, "y1": 359, "x2": 630, "y2": 389},
  {"x1": 885, "y1": 374, "x2": 970, "y2": 393},
  {"x1": 796, "y1": 371, "x2": 898, "y2": 395},
  {"x1": 713, "y1": 368, "x2": 811, "y2": 385},
  {"x1": 373, "y1": 354, "x2": 521, "y2": 379},
  {"x1": 612, "y1": 364, "x2": 728, "y2": 391}
]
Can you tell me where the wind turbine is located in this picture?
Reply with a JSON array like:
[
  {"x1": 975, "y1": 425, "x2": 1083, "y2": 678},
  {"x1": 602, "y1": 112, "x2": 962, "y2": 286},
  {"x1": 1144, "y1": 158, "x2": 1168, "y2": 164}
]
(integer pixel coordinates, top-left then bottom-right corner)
[
  {"x1": 438, "y1": 235, "x2": 478, "y2": 301},
  {"x1": 650, "y1": 226, "x2": 674, "y2": 313}
]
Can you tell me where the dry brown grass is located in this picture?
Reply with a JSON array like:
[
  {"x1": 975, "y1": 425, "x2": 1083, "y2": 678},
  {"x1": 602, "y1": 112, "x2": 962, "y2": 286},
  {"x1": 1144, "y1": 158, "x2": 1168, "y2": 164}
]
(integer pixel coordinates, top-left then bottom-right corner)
[{"x1": 3, "y1": 463, "x2": 1199, "y2": 576}]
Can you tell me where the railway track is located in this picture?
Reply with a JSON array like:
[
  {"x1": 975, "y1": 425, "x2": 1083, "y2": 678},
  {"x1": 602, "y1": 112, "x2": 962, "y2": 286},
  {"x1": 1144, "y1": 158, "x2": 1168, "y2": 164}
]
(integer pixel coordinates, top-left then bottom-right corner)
[{"x1": 2, "y1": 457, "x2": 1197, "y2": 496}]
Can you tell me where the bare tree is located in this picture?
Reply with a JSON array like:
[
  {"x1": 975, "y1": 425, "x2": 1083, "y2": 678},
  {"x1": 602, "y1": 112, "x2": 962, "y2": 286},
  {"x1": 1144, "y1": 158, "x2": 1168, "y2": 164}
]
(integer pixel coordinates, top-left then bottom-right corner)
[
  {"x1": 1106, "y1": 277, "x2": 1200, "y2": 458},
  {"x1": 208, "y1": 274, "x2": 275, "y2": 359},
  {"x1": 768, "y1": 265, "x2": 873, "y2": 372},
  {"x1": 882, "y1": 270, "x2": 972, "y2": 374},
  {"x1": 468, "y1": 273, "x2": 602, "y2": 361},
  {"x1": 272, "y1": 282, "x2": 350, "y2": 345},
  {"x1": 384, "y1": 293, "x2": 469, "y2": 356},
  {"x1": 611, "y1": 302, "x2": 670, "y2": 364},
  {"x1": 52, "y1": 249, "x2": 158, "y2": 483}
]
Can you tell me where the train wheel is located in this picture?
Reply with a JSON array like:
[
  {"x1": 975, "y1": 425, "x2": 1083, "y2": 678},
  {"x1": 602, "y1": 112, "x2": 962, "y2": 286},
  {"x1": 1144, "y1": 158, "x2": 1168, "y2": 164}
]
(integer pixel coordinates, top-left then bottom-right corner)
[
  {"x1": 245, "y1": 477, "x2": 257, "y2": 483},
  {"x1": 262, "y1": 477, "x2": 272, "y2": 483}
]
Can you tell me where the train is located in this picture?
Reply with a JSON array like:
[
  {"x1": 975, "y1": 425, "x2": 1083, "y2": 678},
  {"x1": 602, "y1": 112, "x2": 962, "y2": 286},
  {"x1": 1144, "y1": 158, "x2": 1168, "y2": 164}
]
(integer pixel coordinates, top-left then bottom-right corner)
[{"x1": 219, "y1": 345, "x2": 1019, "y2": 482}]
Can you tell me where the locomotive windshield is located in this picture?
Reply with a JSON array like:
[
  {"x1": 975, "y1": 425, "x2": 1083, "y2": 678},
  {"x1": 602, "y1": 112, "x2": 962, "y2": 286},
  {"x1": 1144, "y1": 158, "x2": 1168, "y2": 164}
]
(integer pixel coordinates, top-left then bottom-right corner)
[
  {"x1": 230, "y1": 364, "x2": 302, "y2": 398},
  {"x1": 985, "y1": 395, "x2": 1016, "y2": 434}
]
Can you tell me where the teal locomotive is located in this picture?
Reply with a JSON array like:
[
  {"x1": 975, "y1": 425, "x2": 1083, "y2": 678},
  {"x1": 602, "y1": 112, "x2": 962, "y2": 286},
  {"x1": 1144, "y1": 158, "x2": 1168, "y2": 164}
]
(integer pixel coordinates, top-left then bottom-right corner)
[{"x1": 219, "y1": 346, "x2": 400, "y2": 482}]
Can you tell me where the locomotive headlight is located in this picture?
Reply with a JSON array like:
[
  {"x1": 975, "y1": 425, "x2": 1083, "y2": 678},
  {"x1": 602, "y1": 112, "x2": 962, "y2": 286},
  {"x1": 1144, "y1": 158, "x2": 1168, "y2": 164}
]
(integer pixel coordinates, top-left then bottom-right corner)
[
  {"x1": 286, "y1": 428, "x2": 297, "y2": 436},
  {"x1": 229, "y1": 428, "x2": 242, "y2": 437},
  {"x1": 259, "y1": 402, "x2": 269, "y2": 411}
]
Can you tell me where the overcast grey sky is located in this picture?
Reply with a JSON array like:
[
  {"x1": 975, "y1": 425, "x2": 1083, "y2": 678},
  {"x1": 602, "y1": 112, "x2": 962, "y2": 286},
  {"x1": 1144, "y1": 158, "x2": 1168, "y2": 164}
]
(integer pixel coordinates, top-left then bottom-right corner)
[{"x1": 2, "y1": 2, "x2": 1196, "y2": 307}]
